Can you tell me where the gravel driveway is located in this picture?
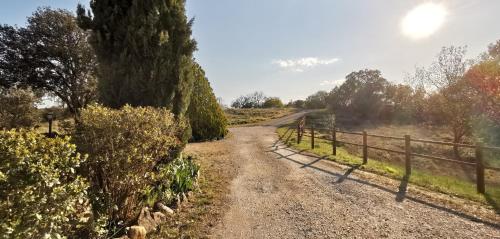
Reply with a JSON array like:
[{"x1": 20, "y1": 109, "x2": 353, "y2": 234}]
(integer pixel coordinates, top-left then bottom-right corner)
[{"x1": 197, "y1": 113, "x2": 500, "y2": 238}]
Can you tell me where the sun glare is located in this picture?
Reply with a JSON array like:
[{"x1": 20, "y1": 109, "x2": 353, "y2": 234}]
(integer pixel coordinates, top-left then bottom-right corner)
[{"x1": 401, "y1": 2, "x2": 447, "y2": 40}]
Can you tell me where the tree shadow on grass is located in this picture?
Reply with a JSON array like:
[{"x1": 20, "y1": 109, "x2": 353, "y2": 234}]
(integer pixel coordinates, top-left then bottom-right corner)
[
  {"x1": 277, "y1": 128, "x2": 291, "y2": 142},
  {"x1": 284, "y1": 129, "x2": 296, "y2": 145},
  {"x1": 269, "y1": 146, "x2": 500, "y2": 229},
  {"x1": 273, "y1": 128, "x2": 295, "y2": 147},
  {"x1": 484, "y1": 192, "x2": 500, "y2": 215}
]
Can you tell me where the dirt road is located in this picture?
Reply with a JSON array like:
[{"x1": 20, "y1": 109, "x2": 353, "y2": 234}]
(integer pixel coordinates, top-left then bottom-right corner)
[{"x1": 187, "y1": 112, "x2": 499, "y2": 238}]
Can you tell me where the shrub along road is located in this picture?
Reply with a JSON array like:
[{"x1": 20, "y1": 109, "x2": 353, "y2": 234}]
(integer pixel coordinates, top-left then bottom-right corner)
[{"x1": 187, "y1": 111, "x2": 499, "y2": 238}]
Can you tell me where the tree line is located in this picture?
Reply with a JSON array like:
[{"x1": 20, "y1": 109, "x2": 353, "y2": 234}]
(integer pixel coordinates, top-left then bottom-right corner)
[
  {"x1": 229, "y1": 90, "x2": 331, "y2": 109},
  {"x1": 0, "y1": 5, "x2": 227, "y2": 141},
  {"x1": 293, "y1": 41, "x2": 500, "y2": 151},
  {"x1": 0, "y1": 1, "x2": 227, "y2": 237},
  {"x1": 231, "y1": 91, "x2": 284, "y2": 108}
]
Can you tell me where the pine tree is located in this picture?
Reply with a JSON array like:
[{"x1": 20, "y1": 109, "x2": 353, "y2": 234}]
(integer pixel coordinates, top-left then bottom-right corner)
[
  {"x1": 187, "y1": 63, "x2": 228, "y2": 141},
  {"x1": 77, "y1": 0, "x2": 197, "y2": 117}
]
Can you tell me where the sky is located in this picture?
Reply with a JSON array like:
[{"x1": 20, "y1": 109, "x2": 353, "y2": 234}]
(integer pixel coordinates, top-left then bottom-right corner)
[{"x1": 1, "y1": 0, "x2": 499, "y2": 105}]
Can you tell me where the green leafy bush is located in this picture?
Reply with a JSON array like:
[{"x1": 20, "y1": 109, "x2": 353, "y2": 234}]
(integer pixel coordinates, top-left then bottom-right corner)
[
  {"x1": 144, "y1": 155, "x2": 200, "y2": 206},
  {"x1": 187, "y1": 64, "x2": 228, "y2": 141},
  {"x1": 0, "y1": 129, "x2": 88, "y2": 238},
  {"x1": 0, "y1": 88, "x2": 40, "y2": 129},
  {"x1": 74, "y1": 105, "x2": 187, "y2": 225},
  {"x1": 165, "y1": 155, "x2": 200, "y2": 195}
]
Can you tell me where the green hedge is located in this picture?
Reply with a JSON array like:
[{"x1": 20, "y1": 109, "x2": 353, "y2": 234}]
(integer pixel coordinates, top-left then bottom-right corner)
[
  {"x1": 74, "y1": 105, "x2": 187, "y2": 228},
  {"x1": 187, "y1": 64, "x2": 227, "y2": 141},
  {"x1": 143, "y1": 155, "x2": 200, "y2": 207},
  {"x1": 0, "y1": 129, "x2": 88, "y2": 238},
  {"x1": 1, "y1": 105, "x2": 201, "y2": 237}
]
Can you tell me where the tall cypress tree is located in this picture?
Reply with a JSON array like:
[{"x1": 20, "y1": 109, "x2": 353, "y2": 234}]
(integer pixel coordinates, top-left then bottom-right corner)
[{"x1": 77, "y1": 0, "x2": 197, "y2": 117}]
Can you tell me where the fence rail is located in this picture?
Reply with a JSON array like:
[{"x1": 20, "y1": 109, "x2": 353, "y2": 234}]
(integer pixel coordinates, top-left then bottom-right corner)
[
  {"x1": 367, "y1": 145, "x2": 406, "y2": 155},
  {"x1": 290, "y1": 116, "x2": 500, "y2": 194}
]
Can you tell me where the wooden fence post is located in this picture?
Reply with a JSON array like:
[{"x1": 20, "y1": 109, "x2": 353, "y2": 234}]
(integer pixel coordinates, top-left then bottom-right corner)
[
  {"x1": 302, "y1": 117, "x2": 306, "y2": 143},
  {"x1": 362, "y1": 131, "x2": 368, "y2": 164},
  {"x1": 297, "y1": 123, "x2": 300, "y2": 144},
  {"x1": 405, "y1": 135, "x2": 411, "y2": 177},
  {"x1": 311, "y1": 124, "x2": 315, "y2": 149},
  {"x1": 332, "y1": 126, "x2": 337, "y2": 156},
  {"x1": 475, "y1": 144, "x2": 485, "y2": 194}
]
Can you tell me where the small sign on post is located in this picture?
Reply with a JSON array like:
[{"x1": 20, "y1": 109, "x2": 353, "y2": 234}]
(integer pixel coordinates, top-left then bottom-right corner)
[{"x1": 45, "y1": 112, "x2": 55, "y2": 138}]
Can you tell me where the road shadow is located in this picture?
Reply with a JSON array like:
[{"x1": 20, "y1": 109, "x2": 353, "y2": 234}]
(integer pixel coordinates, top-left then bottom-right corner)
[
  {"x1": 396, "y1": 175, "x2": 409, "y2": 202},
  {"x1": 301, "y1": 156, "x2": 328, "y2": 168},
  {"x1": 268, "y1": 149, "x2": 308, "y2": 160},
  {"x1": 269, "y1": 145, "x2": 500, "y2": 229},
  {"x1": 336, "y1": 164, "x2": 361, "y2": 183},
  {"x1": 484, "y1": 192, "x2": 500, "y2": 215}
]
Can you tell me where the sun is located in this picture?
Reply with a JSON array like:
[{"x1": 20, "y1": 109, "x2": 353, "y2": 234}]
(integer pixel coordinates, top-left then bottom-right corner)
[{"x1": 401, "y1": 2, "x2": 447, "y2": 40}]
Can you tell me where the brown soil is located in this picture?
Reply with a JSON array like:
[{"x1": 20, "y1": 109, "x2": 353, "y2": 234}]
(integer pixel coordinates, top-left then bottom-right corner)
[{"x1": 150, "y1": 135, "x2": 239, "y2": 238}]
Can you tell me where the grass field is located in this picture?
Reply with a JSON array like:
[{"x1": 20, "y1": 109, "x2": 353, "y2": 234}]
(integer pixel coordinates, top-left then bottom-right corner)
[
  {"x1": 277, "y1": 125, "x2": 500, "y2": 212},
  {"x1": 224, "y1": 108, "x2": 297, "y2": 126}
]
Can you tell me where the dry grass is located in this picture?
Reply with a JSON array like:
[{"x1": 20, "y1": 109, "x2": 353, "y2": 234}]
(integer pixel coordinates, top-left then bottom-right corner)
[
  {"x1": 224, "y1": 108, "x2": 297, "y2": 126},
  {"x1": 150, "y1": 137, "x2": 239, "y2": 238},
  {"x1": 316, "y1": 125, "x2": 499, "y2": 185},
  {"x1": 304, "y1": 111, "x2": 500, "y2": 184}
]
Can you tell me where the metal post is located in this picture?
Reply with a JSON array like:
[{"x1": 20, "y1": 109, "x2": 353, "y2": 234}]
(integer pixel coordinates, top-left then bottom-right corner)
[
  {"x1": 405, "y1": 135, "x2": 411, "y2": 176},
  {"x1": 475, "y1": 144, "x2": 485, "y2": 194},
  {"x1": 48, "y1": 119, "x2": 53, "y2": 136}
]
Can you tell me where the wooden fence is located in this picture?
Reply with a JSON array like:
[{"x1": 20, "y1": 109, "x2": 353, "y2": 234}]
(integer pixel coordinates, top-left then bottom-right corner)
[{"x1": 292, "y1": 116, "x2": 500, "y2": 194}]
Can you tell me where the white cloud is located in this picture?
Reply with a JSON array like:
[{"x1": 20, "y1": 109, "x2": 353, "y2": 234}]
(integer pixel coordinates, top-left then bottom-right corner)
[
  {"x1": 272, "y1": 57, "x2": 340, "y2": 72},
  {"x1": 320, "y1": 79, "x2": 344, "y2": 86}
]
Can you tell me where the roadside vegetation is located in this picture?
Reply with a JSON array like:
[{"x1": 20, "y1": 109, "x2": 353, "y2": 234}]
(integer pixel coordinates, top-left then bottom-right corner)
[
  {"x1": 150, "y1": 139, "x2": 239, "y2": 238},
  {"x1": 226, "y1": 91, "x2": 296, "y2": 126},
  {"x1": 225, "y1": 108, "x2": 297, "y2": 126},
  {"x1": 0, "y1": 2, "x2": 227, "y2": 238},
  {"x1": 277, "y1": 124, "x2": 500, "y2": 209},
  {"x1": 279, "y1": 40, "x2": 500, "y2": 212},
  {"x1": 292, "y1": 42, "x2": 500, "y2": 149},
  {"x1": 0, "y1": 0, "x2": 498, "y2": 237},
  {"x1": 187, "y1": 64, "x2": 228, "y2": 141}
]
